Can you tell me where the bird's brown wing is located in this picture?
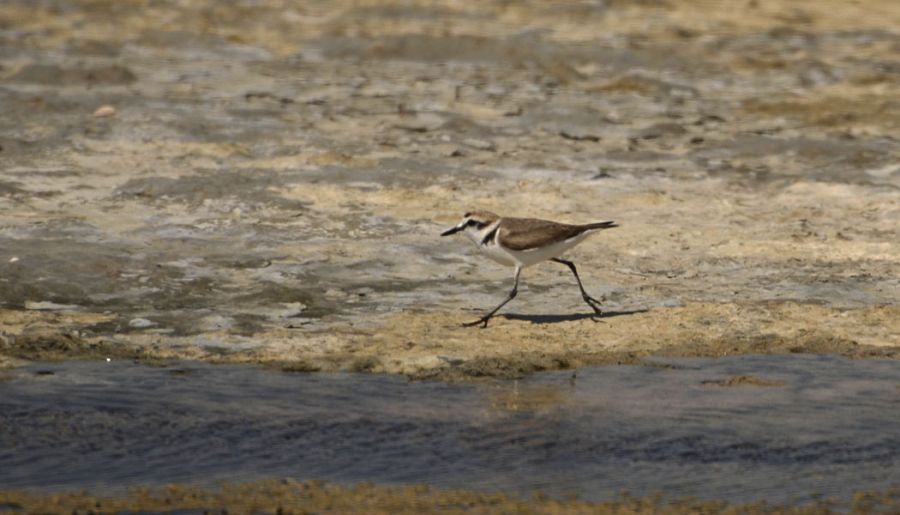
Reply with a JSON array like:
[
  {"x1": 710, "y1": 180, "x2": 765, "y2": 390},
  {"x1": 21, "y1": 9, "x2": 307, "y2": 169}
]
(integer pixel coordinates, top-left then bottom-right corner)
[{"x1": 496, "y1": 218, "x2": 586, "y2": 251}]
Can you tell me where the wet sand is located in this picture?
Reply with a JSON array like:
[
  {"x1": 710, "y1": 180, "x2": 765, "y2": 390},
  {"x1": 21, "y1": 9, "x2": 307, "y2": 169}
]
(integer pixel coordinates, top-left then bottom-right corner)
[
  {"x1": 1, "y1": 481, "x2": 898, "y2": 515},
  {"x1": 1, "y1": 0, "x2": 899, "y2": 377}
]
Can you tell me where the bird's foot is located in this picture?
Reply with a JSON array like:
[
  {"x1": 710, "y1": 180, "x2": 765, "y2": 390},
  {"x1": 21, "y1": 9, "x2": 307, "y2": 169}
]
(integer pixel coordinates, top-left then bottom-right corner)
[
  {"x1": 462, "y1": 316, "x2": 491, "y2": 328},
  {"x1": 583, "y1": 295, "x2": 604, "y2": 316}
]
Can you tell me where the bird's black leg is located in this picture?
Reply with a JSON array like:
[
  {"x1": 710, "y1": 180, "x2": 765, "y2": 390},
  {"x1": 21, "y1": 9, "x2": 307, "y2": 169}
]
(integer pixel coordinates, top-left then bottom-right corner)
[
  {"x1": 551, "y1": 258, "x2": 603, "y2": 315},
  {"x1": 464, "y1": 266, "x2": 521, "y2": 328}
]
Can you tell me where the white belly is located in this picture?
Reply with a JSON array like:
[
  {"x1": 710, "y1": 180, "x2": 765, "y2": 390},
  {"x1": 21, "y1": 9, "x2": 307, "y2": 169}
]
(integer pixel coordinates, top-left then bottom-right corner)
[{"x1": 480, "y1": 242, "x2": 519, "y2": 266}]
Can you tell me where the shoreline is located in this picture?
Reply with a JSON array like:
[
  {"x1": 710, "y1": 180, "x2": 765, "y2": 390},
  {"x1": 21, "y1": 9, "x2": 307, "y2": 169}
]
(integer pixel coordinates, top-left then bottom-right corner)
[
  {"x1": 3, "y1": 301, "x2": 898, "y2": 380},
  {"x1": 1, "y1": 480, "x2": 897, "y2": 514}
]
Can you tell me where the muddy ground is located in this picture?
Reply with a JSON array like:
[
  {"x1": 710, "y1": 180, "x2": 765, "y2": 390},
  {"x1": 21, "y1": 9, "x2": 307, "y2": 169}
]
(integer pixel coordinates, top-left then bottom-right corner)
[
  {"x1": 1, "y1": 480, "x2": 897, "y2": 514},
  {"x1": 1, "y1": 0, "x2": 898, "y2": 378}
]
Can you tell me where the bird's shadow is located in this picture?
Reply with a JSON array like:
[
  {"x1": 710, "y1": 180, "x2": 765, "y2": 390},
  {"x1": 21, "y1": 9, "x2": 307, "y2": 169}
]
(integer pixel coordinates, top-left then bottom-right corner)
[{"x1": 501, "y1": 309, "x2": 649, "y2": 325}]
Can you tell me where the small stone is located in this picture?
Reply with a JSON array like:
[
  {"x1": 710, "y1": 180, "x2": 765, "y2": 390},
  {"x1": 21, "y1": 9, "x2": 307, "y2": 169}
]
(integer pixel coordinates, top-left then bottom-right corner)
[
  {"x1": 93, "y1": 105, "x2": 116, "y2": 117},
  {"x1": 8, "y1": 257, "x2": 18, "y2": 263},
  {"x1": 128, "y1": 318, "x2": 155, "y2": 328}
]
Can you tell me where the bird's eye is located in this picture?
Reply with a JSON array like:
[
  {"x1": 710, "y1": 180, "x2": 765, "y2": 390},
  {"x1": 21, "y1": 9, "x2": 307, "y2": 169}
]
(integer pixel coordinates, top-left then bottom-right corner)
[{"x1": 466, "y1": 219, "x2": 478, "y2": 227}]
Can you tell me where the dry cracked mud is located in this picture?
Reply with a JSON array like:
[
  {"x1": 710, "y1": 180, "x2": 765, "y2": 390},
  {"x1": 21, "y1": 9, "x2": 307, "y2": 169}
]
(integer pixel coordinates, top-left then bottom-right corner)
[{"x1": 1, "y1": 0, "x2": 899, "y2": 378}]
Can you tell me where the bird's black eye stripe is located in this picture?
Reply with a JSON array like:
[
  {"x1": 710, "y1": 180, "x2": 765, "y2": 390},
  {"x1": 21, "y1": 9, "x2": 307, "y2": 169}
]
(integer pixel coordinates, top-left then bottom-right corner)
[
  {"x1": 466, "y1": 219, "x2": 478, "y2": 227},
  {"x1": 475, "y1": 222, "x2": 487, "y2": 229}
]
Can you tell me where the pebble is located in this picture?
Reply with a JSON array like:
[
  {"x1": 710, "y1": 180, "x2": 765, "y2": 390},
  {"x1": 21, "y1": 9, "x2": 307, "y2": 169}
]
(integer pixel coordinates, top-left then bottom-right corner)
[
  {"x1": 93, "y1": 105, "x2": 116, "y2": 117},
  {"x1": 128, "y1": 318, "x2": 156, "y2": 328}
]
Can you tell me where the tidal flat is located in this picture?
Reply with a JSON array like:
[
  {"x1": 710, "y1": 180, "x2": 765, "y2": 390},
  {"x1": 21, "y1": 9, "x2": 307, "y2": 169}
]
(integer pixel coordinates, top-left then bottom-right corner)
[
  {"x1": 0, "y1": 0, "x2": 898, "y2": 377},
  {"x1": 0, "y1": 0, "x2": 899, "y2": 509}
]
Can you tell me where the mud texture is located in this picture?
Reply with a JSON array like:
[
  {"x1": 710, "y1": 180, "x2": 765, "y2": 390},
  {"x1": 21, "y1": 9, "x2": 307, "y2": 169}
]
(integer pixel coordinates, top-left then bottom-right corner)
[
  {"x1": 1, "y1": 0, "x2": 899, "y2": 378},
  {"x1": 0, "y1": 481, "x2": 898, "y2": 515}
]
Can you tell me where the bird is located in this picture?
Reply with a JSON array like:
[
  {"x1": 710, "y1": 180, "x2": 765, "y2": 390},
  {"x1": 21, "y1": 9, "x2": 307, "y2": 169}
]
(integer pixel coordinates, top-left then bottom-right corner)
[{"x1": 441, "y1": 210, "x2": 618, "y2": 327}]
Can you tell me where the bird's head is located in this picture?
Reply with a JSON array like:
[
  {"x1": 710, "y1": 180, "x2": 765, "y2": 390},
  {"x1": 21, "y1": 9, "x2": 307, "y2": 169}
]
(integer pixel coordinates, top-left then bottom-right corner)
[{"x1": 441, "y1": 211, "x2": 500, "y2": 237}]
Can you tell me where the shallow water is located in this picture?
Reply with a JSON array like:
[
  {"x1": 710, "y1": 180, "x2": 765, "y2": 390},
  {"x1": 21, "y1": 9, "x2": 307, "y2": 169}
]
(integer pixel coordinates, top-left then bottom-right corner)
[{"x1": 0, "y1": 354, "x2": 898, "y2": 504}]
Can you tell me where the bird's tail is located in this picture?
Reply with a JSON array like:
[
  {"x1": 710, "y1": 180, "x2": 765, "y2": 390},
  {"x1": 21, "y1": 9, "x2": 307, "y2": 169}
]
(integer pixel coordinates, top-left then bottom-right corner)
[{"x1": 582, "y1": 221, "x2": 618, "y2": 231}]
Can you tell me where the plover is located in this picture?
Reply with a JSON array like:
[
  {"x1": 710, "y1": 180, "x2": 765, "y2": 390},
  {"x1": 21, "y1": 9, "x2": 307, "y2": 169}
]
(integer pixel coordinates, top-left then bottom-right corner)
[{"x1": 441, "y1": 211, "x2": 618, "y2": 327}]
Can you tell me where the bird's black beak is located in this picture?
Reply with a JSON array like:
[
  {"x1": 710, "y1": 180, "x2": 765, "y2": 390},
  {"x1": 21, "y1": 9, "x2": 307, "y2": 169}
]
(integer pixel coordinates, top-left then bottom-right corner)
[{"x1": 441, "y1": 225, "x2": 463, "y2": 236}]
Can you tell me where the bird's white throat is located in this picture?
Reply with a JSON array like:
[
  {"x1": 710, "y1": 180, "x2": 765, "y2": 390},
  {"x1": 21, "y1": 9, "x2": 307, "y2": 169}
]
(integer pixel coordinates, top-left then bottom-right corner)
[{"x1": 463, "y1": 220, "x2": 500, "y2": 247}]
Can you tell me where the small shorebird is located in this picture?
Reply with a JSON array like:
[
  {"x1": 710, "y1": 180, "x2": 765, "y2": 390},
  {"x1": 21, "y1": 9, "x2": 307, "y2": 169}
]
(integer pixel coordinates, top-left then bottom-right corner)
[{"x1": 441, "y1": 211, "x2": 617, "y2": 327}]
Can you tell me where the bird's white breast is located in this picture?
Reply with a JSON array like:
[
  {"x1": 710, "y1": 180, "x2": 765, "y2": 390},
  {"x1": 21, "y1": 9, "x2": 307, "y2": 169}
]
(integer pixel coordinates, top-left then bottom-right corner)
[{"x1": 464, "y1": 221, "x2": 516, "y2": 266}]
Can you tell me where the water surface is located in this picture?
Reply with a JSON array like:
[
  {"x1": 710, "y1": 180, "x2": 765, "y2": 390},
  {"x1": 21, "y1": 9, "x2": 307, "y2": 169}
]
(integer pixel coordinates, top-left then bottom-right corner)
[{"x1": 1, "y1": 354, "x2": 897, "y2": 504}]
